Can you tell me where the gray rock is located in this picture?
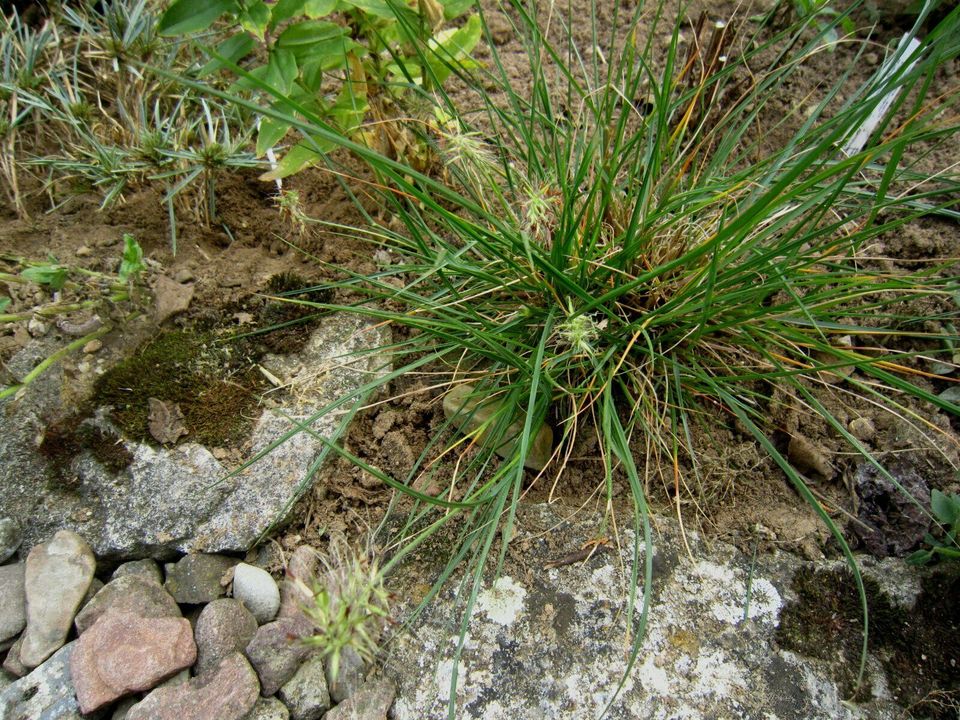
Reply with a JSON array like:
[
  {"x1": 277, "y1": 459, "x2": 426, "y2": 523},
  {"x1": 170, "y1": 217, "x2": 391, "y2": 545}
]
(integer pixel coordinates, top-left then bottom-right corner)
[
  {"x1": 277, "y1": 655, "x2": 330, "y2": 720},
  {"x1": 242, "y1": 696, "x2": 289, "y2": 720},
  {"x1": 245, "y1": 617, "x2": 314, "y2": 697},
  {"x1": 385, "y1": 503, "x2": 893, "y2": 720},
  {"x1": 194, "y1": 598, "x2": 259, "y2": 677},
  {"x1": 164, "y1": 554, "x2": 235, "y2": 604},
  {"x1": 127, "y1": 652, "x2": 260, "y2": 720},
  {"x1": 0, "y1": 315, "x2": 390, "y2": 560},
  {"x1": 326, "y1": 646, "x2": 365, "y2": 704},
  {"x1": 0, "y1": 641, "x2": 87, "y2": 719},
  {"x1": 851, "y1": 461, "x2": 931, "y2": 557},
  {"x1": 21, "y1": 530, "x2": 96, "y2": 667},
  {"x1": 112, "y1": 558, "x2": 163, "y2": 585},
  {"x1": 0, "y1": 563, "x2": 26, "y2": 643},
  {"x1": 324, "y1": 678, "x2": 395, "y2": 720},
  {"x1": 233, "y1": 563, "x2": 281, "y2": 625},
  {"x1": 0, "y1": 516, "x2": 22, "y2": 562},
  {"x1": 75, "y1": 574, "x2": 181, "y2": 634}
]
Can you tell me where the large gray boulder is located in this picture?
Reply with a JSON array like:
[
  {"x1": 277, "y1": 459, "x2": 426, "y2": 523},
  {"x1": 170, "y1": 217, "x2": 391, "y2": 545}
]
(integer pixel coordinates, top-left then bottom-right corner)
[
  {"x1": 0, "y1": 314, "x2": 389, "y2": 560},
  {"x1": 384, "y1": 503, "x2": 914, "y2": 719}
]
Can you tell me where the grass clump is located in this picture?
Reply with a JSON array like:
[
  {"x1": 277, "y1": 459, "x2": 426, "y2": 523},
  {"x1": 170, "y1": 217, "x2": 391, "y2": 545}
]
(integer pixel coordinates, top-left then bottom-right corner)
[{"x1": 177, "y1": 0, "x2": 960, "y2": 712}]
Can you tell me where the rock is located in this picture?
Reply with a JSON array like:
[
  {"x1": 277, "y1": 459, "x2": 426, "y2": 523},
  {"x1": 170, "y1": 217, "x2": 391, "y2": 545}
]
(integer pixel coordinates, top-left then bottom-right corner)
[
  {"x1": 324, "y1": 678, "x2": 395, "y2": 720},
  {"x1": 75, "y1": 574, "x2": 181, "y2": 634},
  {"x1": 164, "y1": 554, "x2": 235, "y2": 604},
  {"x1": 442, "y1": 383, "x2": 553, "y2": 471},
  {"x1": 71, "y1": 610, "x2": 197, "y2": 714},
  {"x1": 127, "y1": 652, "x2": 259, "y2": 720},
  {"x1": 2, "y1": 636, "x2": 28, "y2": 677},
  {"x1": 848, "y1": 416, "x2": 876, "y2": 442},
  {"x1": 326, "y1": 646, "x2": 365, "y2": 704},
  {"x1": 0, "y1": 563, "x2": 26, "y2": 643},
  {"x1": 787, "y1": 434, "x2": 833, "y2": 478},
  {"x1": 173, "y1": 269, "x2": 195, "y2": 284},
  {"x1": 153, "y1": 275, "x2": 195, "y2": 324},
  {"x1": 233, "y1": 563, "x2": 281, "y2": 624},
  {"x1": 111, "y1": 696, "x2": 139, "y2": 720},
  {"x1": 0, "y1": 641, "x2": 86, "y2": 719},
  {"x1": 82, "y1": 339, "x2": 103, "y2": 354},
  {"x1": 851, "y1": 462, "x2": 931, "y2": 557},
  {"x1": 194, "y1": 599, "x2": 259, "y2": 678},
  {"x1": 112, "y1": 558, "x2": 163, "y2": 585},
  {"x1": 242, "y1": 696, "x2": 289, "y2": 720},
  {"x1": 245, "y1": 617, "x2": 314, "y2": 697},
  {"x1": 0, "y1": 516, "x2": 22, "y2": 562},
  {"x1": 278, "y1": 546, "x2": 318, "y2": 621},
  {"x1": 21, "y1": 530, "x2": 96, "y2": 667},
  {"x1": 0, "y1": 314, "x2": 390, "y2": 560},
  {"x1": 385, "y1": 503, "x2": 882, "y2": 719},
  {"x1": 277, "y1": 655, "x2": 330, "y2": 720}
]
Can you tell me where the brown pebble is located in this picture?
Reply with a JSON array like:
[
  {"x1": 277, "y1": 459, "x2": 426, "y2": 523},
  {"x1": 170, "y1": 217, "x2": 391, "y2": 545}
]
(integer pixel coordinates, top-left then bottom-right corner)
[
  {"x1": 848, "y1": 417, "x2": 876, "y2": 442},
  {"x1": 83, "y1": 339, "x2": 103, "y2": 354},
  {"x1": 173, "y1": 269, "x2": 195, "y2": 284},
  {"x1": 75, "y1": 246, "x2": 93, "y2": 258}
]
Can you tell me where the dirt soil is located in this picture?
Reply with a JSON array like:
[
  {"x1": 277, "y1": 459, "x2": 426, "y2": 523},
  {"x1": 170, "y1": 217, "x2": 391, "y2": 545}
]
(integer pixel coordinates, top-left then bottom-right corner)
[{"x1": 1, "y1": 0, "x2": 958, "y2": 714}]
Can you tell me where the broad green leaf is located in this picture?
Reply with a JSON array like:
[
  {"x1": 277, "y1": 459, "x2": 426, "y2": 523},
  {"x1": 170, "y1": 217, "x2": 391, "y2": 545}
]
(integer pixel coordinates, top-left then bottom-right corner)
[
  {"x1": 239, "y1": 0, "x2": 272, "y2": 38},
  {"x1": 268, "y1": 0, "x2": 308, "y2": 28},
  {"x1": 22, "y1": 265, "x2": 68, "y2": 291},
  {"x1": 158, "y1": 0, "x2": 238, "y2": 36},
  {"x1": 0, "y1": 297, "x2": 9, "y2": 312},
  {"x1": 268, "y1": 49, "x2": 299, "y2": 95},
  {"x1": 930, "y1": 489, "x2": 958, "y2": 525},
  {"x1": 339, "y1": 0, "x2": 397, "y2": 20},
  {"x1": 329, "y1": 83, "x2": 368, "y2": 131},
  {"x1": 119, "y1": 234, "x2": 145, "y2": 284},
  {"x1": 198, "y1": 33, "x2": 256, "y2": 77},
  {"x1": 260, "y1": 139, "x2": 332, "y2": 181},
  {"x1": 276, "y1": 21, "x2": 355, "y2": 62},
  {"x1": 427, "y1": 14, "x2": 481, "y2": 83},
  {"x1": 439, "y1": 0, "x2": 473, "y2": 20},
  {"x1": 305, "y1": 0, "x2": 338, "y2": 18},
  {"x1": 257, "y1": 115, "x2": 292, "y2": 156}
]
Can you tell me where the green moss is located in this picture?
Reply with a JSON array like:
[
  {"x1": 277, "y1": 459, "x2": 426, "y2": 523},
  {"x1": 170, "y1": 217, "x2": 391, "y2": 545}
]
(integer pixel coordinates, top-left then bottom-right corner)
[{"x1": 92, "y1": 330, "x2": 265, "y2": 447}]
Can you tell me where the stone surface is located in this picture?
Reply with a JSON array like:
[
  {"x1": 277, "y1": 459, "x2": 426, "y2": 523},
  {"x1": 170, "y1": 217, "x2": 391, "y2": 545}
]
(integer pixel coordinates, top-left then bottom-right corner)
[
  {"x1": 21, "y1": 530, "x2": 96, "y2": 667},
  {"x1": 385, "y1": 503, "x2": 905, "y2": 720},
  {"x1": 0, "y1": 315, "x2": 389, "y2": 559},
  {"x1": 126, "y1": 652, "x2": 260, "y2": 720},
  {"x1": 164, "y1": 554, "x2": 235, "y2": 604},
  {"x1": 153, "y1": 274, "x2": 195, "y2": 325},
  {"x1": 2, "y1": 636, "x2": 28, "y2": 677},
  {"x1": 71, "y1": 610, "x2": 197, "y2": 713},
  {"x1": 851, "y1": 461, "x2": 932, "y2": 558},
  {"x1": 277, "y1": 655, "x2": 330, "y2": 720},
  {"x1": 326, "y1": 646, "x2": 365, "y2": 704},
  {"x1": 194, "y1": 598, "x2": 259, "y2": 677},
  {"x1": 242, "y1": 696, "x2": 290, "y2": 720},
  {"x1": 0, "y1": 562, "x2": 26, "y2": 643},
  {"x1": 233, "y1": 563, "x2": 281, "y2": 624},
  {"x1": 75, "y1": 574, "x2": 181, "y2": 634},
  {"x1": 245, "y1": 617, "x2": 314, "y2": 697},
  {"x1": 324, "y1": 679, "x2": 396, "y2": 720},
  {"x1": 112, "y1": 558, "x2": 163, "y2": 585},
  {"x1": 0, "y1": 641, "x2": 86, "y2": 720},
  {"x1": 0, "y1": 516, "x2": 22, "y2": 562}
]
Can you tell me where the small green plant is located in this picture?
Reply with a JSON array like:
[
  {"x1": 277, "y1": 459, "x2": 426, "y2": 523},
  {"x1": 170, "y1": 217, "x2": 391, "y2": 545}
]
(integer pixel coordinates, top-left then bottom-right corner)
[
  {"x1": 786, "y1": 0, "x2": 856, "y2": 45},
  {"x1": 0, "y1": 235, "x2": 147, "y2": 400},
  {"x1": 158, "y1": 0, "x2": 481, "y2": 179},
  {"x1": 908, "y1": 490, "x2": 960, "y2": 565},
  {"x1": 293, "y1": 540, "x2": 390, "y2": 681}
]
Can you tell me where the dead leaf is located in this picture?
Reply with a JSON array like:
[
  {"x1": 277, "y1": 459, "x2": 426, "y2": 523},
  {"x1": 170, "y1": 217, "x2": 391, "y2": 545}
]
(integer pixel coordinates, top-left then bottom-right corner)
[{"x1": 147, "y1": 397, "x2": 188, "y2": 445}]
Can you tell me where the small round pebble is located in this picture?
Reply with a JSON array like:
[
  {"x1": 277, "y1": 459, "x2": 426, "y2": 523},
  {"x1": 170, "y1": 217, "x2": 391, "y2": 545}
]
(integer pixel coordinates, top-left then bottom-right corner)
[
  {"x1": 0, "y1": 517, "x2": 22, "y2": 563},
  {"x1": 82, "y1": 339, "x2": 103, "y2": 354},
  {"x1": 232, "y1": 563, "x2": 280, "y2": 624}
]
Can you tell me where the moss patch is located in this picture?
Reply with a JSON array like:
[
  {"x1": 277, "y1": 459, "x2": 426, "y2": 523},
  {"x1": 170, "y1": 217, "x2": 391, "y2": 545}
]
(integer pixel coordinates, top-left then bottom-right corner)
[
  {"x1": 777, "y1": 566, "x2": 959, "y2": 717},
  {"x1": 39, "y1": 415, "x2": 133, "y2": 485},
  {"x1": 92, "y1": 330, "x2": 266, "y2": 447}
]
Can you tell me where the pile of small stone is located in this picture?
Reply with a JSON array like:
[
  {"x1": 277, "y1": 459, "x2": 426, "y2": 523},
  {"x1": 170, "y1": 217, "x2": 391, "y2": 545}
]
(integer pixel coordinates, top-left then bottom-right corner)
[{"x1": 0, "y1": 522, "x2": 394, "y2": 720}]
